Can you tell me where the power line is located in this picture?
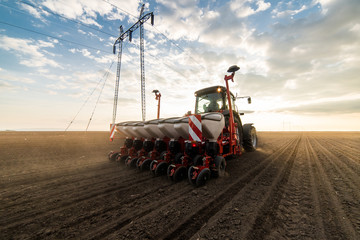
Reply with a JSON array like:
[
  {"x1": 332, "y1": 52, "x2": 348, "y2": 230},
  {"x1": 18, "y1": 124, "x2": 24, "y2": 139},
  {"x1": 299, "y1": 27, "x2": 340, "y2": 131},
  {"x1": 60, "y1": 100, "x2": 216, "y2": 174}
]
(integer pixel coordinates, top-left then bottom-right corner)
[
  {"x1": 0, "y1": 21, "x2": 113, "y2": 54},
  {"x1": 102, "y1": 0, "x2": 138, "y2": 19},
  {"x1": 86, "y1": 63, "x2": 113, "y2": 131},
  {"x1": 65, "y1": 59, "x2": 116, "y2": 131}
]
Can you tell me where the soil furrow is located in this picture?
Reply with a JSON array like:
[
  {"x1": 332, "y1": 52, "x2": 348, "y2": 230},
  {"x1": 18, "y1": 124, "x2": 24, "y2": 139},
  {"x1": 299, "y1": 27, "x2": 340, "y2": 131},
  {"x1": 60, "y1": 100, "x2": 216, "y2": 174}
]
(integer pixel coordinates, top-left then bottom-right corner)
[
  {"x1": 2, "y1": 132, "x2": 359, "y2": 240},
  {"x1": 245, "y1": 136, "x2": 301, "y2": 239},
  {"x1": 0, "y1": 164, "x2": 150, "y2": 211},
  {"x1": 160, "y1": 137, "x2": 301, "y2": 240},
  {"x1": 310, "y1": 137, "x2": 360, "y2": 198},
  {"x1": 303, "y1": 136, "x2": 327, "y2": 239},
  {"x1": 81, "y1": 183, "x2": 193, "y2": 240},
  {"x1": 306, "y1": 136, "x2": 358, "y2": 239},
  {"x1": 0, "y1": 173, "x2": 155, "y2": 230}
]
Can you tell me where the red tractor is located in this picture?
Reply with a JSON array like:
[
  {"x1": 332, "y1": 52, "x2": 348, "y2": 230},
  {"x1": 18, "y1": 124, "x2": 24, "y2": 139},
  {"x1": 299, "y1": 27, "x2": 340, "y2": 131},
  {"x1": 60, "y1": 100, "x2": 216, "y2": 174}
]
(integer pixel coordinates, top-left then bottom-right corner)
[
  {"x1": 167, "y1": 65, "x2": 257, "y2": 186},
  {"x1": 110, "y1": 65, "x2": 257, "y2": 187}
]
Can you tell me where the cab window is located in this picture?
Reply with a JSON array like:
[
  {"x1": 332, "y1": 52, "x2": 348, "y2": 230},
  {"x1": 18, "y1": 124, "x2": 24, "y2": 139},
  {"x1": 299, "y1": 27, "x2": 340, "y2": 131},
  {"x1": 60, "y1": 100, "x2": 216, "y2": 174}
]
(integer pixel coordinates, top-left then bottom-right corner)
[{"x1": 195, "y1": 92, "x2": 225, "y2": 114}]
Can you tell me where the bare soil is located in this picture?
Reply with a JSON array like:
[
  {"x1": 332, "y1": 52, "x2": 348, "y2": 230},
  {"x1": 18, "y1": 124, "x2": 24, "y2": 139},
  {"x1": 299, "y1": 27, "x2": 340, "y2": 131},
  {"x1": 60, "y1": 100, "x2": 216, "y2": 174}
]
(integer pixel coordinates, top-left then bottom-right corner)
[{"x1": 0, "y1": 131, "x2": 359, "y2": 239}]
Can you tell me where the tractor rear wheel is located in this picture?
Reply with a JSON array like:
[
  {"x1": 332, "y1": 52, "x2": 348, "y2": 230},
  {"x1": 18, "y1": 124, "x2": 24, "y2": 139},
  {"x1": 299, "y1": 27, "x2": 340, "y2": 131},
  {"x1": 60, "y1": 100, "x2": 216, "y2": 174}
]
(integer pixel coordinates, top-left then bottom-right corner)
[
  {"x1": 155, "y1": 162, "x2": 168, "y2": 176},
  {"x1": 196, "y1": 168, "x2": 211, "y2": 187},
  {"x1": 141, "y1": 159, "x2": 152, "y2": 171},
  {"x1": 173, "y1": 166, "x2": 187, "y2": 182},
  {"x1": 212, "y1": 156, "x2": 226, "y2": 178},
  {"x1": 243, "y1": 124, "x2": 257, "y2": 152}
]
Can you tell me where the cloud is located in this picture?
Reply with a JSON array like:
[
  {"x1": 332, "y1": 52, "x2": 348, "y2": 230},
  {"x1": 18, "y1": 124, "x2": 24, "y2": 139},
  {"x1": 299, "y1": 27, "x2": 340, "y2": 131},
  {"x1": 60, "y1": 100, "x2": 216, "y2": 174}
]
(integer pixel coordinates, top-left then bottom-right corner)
[
  {"x1": 0, "y1": 35, "x2": 61, "y2": 68},
  {"x1": 230, "y1": 0, "x2": 271, "y2": 18},
  {"x1": 68, "y1": 48, "x2": 114, "y2": 64},
  {"x1": 34, "y1": 0, "x2": 139, "y2": 29}
]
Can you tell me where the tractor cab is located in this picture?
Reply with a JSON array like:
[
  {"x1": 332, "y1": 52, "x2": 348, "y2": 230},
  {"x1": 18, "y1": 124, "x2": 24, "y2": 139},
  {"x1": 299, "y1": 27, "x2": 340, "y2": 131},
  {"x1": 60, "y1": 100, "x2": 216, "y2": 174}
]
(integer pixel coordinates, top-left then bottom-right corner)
[{"x1": 194, "y1": 86, "x2": 236, "y2": 114}]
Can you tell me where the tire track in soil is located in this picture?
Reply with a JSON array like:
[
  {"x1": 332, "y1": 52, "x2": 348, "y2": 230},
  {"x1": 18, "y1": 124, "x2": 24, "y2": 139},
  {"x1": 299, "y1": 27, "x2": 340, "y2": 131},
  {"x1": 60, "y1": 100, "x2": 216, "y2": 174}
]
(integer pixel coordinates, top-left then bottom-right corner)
[
  {"x1": 1, "y1": 159, "x2": 111, "y2": 189},
  {"x1": 304, "y1": 135, "x2": 327, "y2": 240},
  {"x1": 77, "y1": 136, "x2": 300, "y2": 240},
  {"x1": 263, "y1": 134, "x2": 323, "y2": 239},
  {"x1": 158, "y1": 136, "x2": 301, "y2": 240},
  {"x1": 0, "y1": 171, "x2": 158, "y2": 231},
  {"x1": 305, "y1": 136, "x2": 358, "y2": 239},
  {"x1": 0, "y1": 166, "x2": 152, "y2": 222},
  {"x1": 1, "y1": 163, "x2": 148, "y2": 210},
  {"x1": 310, "y1": 137, "x2": 360, "y2": 199},
  {"x1": 43, "y1": 181, "x2": 190, "y2": 239},
  {"x1": 244, "y1": 135, "x2": 301, "y2": 240},
  {"x1": 1, "y1": 164, "x2": 118, "y2": 201},
  {"x1": 319, "y1": 138, "x2": 360, "y2": 169},
  {"x1": 79, "y1": 183, "x2": 193, "y2": 240}
]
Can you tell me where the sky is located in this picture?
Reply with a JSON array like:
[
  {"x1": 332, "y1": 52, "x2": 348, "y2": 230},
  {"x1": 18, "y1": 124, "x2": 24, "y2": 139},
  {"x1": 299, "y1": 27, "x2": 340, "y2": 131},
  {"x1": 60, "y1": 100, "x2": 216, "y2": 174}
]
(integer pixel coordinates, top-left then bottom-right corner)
[{"x1": 0, "y1": 0, "x2": 359, "y2": 131}]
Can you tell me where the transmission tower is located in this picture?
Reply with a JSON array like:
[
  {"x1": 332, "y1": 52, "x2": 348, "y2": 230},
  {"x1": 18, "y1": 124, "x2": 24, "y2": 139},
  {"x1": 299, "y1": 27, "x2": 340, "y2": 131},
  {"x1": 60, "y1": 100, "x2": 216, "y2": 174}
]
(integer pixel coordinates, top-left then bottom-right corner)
[
  {"x1": 139, "y1": 5, "x2": 146, "y2": 121},
  {"x1": 112, "y1": 4, "x2": 154, "y2": 127}
]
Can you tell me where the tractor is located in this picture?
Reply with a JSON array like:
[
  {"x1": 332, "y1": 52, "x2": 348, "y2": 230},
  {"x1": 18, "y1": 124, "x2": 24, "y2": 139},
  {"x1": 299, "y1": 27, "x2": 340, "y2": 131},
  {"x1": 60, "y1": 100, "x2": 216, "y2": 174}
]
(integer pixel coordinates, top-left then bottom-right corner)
[
  {"x1": 109, "y1": 65, "x2": 257, "y2": 187},
  {"x1": 167, "y1": 65, "x2": 257, "y2": 186}
]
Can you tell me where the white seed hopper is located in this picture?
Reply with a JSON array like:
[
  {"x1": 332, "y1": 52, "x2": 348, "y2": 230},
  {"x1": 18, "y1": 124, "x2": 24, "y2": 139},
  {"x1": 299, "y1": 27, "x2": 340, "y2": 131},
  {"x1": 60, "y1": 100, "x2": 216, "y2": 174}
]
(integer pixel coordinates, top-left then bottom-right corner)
[
  {"x1": 133, "y1": 122, "x2": 152, "y2": 139},
  {"x1": 201, "y1": 112, "x2": 225, "y2": 141},
  {"x1": 144, "y1": 119, "x2": 166, "y2": 139},
  {"x1": 158, "y1": 117, "x2": 183, "y2": 139},
  {"x1": 115, "y1": 112, "x2": 224, "y2": 141}
]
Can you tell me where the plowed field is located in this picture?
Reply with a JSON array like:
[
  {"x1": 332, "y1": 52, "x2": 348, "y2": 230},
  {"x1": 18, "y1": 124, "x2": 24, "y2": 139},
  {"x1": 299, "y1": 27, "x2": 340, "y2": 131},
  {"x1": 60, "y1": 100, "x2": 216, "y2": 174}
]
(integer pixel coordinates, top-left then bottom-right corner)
[{"x1": 1, "y1": 131, "x2": 359, "y2": 239}]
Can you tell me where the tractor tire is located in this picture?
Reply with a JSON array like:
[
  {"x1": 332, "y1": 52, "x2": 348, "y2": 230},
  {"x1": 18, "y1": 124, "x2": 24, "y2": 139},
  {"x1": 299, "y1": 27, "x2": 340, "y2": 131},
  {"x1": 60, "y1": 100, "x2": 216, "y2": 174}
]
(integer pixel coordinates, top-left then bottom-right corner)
[
  {"x1": 130, "y1": 157, "x2": 138, "y2": 168},
  {"x1": 243, "y1": 124, "x2": 257, "y2": 152},
  {"x1": 196, "y1": 168, "x2": 211, "y2": 187},
  {"x1": 188, "y1": 166, "x2": 197, "y2": 185},
  {"x1": 212, "y1": 156, "x2": 226, "y2": 178},
  {"x1": 155, "y1": 162, "x2": 168, "y2": 176},
  {"x1": 141, "y1": 159, "x2": 152, "y2": 171},
  {"x1": 235, "y1": 118, "x2": 243, "y2": 147},
  {"x1": 173, "y1": 166, "x2": 187, "y2": 182}
]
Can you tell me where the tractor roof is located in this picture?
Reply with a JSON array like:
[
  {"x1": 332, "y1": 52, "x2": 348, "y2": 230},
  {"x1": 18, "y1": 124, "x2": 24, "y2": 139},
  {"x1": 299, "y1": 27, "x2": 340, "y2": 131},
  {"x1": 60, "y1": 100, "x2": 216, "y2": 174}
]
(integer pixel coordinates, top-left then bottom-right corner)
[{"x1": 195, "y1": 85, "x2": 235, "y2": 98}]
